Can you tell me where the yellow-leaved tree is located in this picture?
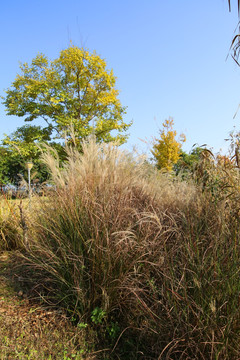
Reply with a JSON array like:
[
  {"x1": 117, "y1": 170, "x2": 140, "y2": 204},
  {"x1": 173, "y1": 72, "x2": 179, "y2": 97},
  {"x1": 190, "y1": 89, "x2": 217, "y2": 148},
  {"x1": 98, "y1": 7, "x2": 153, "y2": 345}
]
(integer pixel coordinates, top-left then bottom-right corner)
[
  {"x1": 3, "y1": 45, "x2": 131, "y2": 145},
  {"x1": 151, "y1": 117, "x2": 186, "y2": 171}
]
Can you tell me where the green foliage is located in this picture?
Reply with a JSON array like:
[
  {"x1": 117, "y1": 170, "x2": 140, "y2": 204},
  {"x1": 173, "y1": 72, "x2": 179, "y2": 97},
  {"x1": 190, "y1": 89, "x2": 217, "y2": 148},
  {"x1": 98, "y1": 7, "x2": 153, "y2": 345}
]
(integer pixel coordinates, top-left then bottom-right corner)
[
  {"x1": 2, "y1": 125, "x2": 52, "y2": 158},
  {"x1": 107, "y1": 322, "x2": 120, "y2": 340},
  {"x1": 3, "y1": 46, "x2": 131, "y2": 145},
  {"x1": 0, "y1": 147, "x2": 13, "y2": 184},
  {"x1": 77, "y1": 322, "x2": 88, "y2": 329},
  {"x1": 174, "y1": 146, "x2": 203, "y2": 175},
  {"x1": 151, "y1": 117, "x2": 186, "y2": 171},
  {"x1": 0, "y1": 125, "x2": 65, "y2": 185},
  {"x1": 91, "y1": 307, "x2": 106, "y2": 325}
]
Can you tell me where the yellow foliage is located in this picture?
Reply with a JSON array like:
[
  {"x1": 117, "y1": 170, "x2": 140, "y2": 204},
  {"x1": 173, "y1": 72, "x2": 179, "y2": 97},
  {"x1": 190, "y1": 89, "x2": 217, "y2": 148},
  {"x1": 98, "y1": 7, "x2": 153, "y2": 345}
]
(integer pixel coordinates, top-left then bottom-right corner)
[
  {"x1": 152, "y1": 118, "x2": 186, "y2": 171},
  {"x1": 3, "y1": 46, "x2": 130, "y2": 145}
]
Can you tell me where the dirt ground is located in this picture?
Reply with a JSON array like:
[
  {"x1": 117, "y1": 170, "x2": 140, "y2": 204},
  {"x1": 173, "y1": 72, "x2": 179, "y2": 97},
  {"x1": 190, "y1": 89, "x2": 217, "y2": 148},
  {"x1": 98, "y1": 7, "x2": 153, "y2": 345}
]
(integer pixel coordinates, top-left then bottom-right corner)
[{"x1": 0, "y1": 252, "x2": 95, "y2": 360}]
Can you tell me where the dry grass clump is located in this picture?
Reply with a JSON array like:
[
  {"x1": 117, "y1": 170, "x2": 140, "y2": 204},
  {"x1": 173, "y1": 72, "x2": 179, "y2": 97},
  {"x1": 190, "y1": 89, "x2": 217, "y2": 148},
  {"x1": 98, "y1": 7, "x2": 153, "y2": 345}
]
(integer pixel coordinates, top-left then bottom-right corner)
[
  {"x1": 22, "y1": 138, "x2": 240, "y2": 359},
  {"x1": 0, "y1": 199, "x2": 26, "y2": 251}
]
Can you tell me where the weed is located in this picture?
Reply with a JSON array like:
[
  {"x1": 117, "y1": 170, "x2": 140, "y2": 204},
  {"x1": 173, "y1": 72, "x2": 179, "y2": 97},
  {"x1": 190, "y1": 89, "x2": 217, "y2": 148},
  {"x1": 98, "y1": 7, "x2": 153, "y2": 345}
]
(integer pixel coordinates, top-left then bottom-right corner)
[{"x1": 91, "y1": 307, "x2": 106, "y2": 325}]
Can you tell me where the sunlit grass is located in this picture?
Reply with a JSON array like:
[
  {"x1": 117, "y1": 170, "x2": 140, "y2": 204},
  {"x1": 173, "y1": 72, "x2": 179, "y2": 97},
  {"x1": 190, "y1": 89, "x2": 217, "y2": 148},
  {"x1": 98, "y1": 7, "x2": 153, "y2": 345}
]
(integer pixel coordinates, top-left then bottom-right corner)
[{"x1": 2, "y1": 138, "x2": 240, "y2": 358}]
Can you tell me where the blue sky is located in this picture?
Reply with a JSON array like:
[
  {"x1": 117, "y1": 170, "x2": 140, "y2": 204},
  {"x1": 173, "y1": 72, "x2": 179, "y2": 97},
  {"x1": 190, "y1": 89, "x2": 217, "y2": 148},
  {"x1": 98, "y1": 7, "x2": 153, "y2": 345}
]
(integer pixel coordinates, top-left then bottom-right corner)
[{"x1": 0, "y1": 0, "x2": 240, "y2": 155}]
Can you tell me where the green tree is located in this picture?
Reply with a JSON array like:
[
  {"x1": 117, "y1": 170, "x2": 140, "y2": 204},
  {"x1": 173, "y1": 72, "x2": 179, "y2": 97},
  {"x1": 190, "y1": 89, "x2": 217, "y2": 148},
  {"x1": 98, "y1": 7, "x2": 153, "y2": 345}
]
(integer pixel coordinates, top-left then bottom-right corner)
[
  {"x1": 151, "y1": 118, "x2": 186, "y2": 171},
  {"x1": 2, "y1": 46, "x2": 131, "y2": 144},
  {"x1": 1, "y1": 125, "x2": 61, "y2": 184},
  {"x1": 174, "y1": 146, "x2": 204, "y2": 175},
  {"x1": 3, "y1": 125, "x2": 52, "y2": 158},
  {"x1": 0, "y1": 147, "x2": 12, "y2": 184}
]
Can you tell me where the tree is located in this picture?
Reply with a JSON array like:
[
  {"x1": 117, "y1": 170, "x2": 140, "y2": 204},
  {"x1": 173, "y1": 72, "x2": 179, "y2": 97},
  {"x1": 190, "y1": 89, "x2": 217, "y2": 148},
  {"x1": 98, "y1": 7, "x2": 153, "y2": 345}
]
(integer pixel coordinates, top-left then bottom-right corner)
[
  {"x1": 1, "y1": 125, "x2": 60, "y2": 184},
  {"x1": 174, "y1": 146, "x2": 204, "y2": 175},
  {"x1": 2, "y1": 125, "x2": 52, "y2": 159},
  {"x1": 151, "y1": 118, "x2": 186, "y2": 171},
  {"x1": 0, "y1": 146, "x2": 13, "y2": 184},
  {"x1": 2, "y1": 46, "x2": 131, "y2": 144}
]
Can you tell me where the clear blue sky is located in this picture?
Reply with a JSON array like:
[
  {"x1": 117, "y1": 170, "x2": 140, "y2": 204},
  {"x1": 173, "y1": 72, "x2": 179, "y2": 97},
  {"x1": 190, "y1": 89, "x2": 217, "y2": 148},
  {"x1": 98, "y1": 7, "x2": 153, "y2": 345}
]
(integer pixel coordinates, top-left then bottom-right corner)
[{"x1": 0, "y1": 0, "x2": 240, "y2": 155}]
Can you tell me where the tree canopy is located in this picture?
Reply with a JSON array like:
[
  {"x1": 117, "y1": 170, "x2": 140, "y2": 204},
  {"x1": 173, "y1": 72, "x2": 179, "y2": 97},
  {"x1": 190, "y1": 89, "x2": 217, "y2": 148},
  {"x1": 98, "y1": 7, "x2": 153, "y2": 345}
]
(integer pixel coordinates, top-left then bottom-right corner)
[
  {"x1": 0, "y1": 125, "x2": 63, "y2": 185},
  {"x1": 151, "y1": 118, "x2": 186, "y2": 171},
  {"x1": 174, "y1": 146, "x2": 204, "y2": 176},
  {"x1": 2, "y1": 125, "x2": 52, "y2": 159},
  {"x1": 3, "y1": 46, "x2": 131, "y2": 145}
]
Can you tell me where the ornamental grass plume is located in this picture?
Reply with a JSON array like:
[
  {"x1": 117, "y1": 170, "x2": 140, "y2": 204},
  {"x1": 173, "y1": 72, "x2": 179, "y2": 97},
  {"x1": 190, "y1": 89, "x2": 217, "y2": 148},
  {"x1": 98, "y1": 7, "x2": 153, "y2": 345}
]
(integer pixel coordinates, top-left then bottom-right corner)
[{"x1": 22, "y1": 137, "x2": 240, "y2": 359}]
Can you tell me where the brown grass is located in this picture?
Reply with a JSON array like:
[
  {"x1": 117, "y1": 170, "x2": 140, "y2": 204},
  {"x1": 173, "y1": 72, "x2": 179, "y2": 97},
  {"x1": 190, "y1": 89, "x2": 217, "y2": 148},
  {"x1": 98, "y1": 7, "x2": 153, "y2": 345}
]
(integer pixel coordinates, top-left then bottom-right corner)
[
  {"x1": 0, "y1": 252, "x2": 97, "y2": 359},
  {"x1": 4, "y1": 137, "x2": 240, "y2": 359}
]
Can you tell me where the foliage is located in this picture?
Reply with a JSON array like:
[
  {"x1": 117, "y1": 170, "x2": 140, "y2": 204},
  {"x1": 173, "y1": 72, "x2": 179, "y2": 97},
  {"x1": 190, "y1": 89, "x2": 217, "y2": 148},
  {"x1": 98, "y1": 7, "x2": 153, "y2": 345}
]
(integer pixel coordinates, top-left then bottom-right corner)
[
  {"x1": 225, "y1": 127, "x2": 240, "y2": 167},
  {"x1": 0, "y1": 147, "x2": 13, "y2": 184},
  {"x1": 191, "y1": 147, "x2": 240, "y2": 202},
  {"x1": 174, "y1": 146, "x2": 204, "y2": 175},
  {"x1": 0, "y1": 147, "x2": 35, "y2": 186},
  {"x1": 91, "y1": 307, "x2": 106, "y2": 325},
  {"x1": 151, "y1": 117, "x2": 186, "y2": 171},
  {"x1": 2, "y1": 125, "x2": 52, "y2": 159},
  {"x1": 2, "y1": 46, "x2": 131, "y2": 145},
  {"x1": 0, "y1": 125, "x2": 65, "y2": 185}
]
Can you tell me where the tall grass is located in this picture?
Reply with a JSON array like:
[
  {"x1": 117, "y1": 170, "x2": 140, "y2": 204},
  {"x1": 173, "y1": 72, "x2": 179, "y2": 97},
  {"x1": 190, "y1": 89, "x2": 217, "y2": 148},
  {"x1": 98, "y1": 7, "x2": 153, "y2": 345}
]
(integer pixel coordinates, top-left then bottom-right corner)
[
  {"x1": 0, "y1": 198, "x2": 26, "y2": 251},
  {"x1": 23, "y1": 137, "x2": 240, "y2": 358}
]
